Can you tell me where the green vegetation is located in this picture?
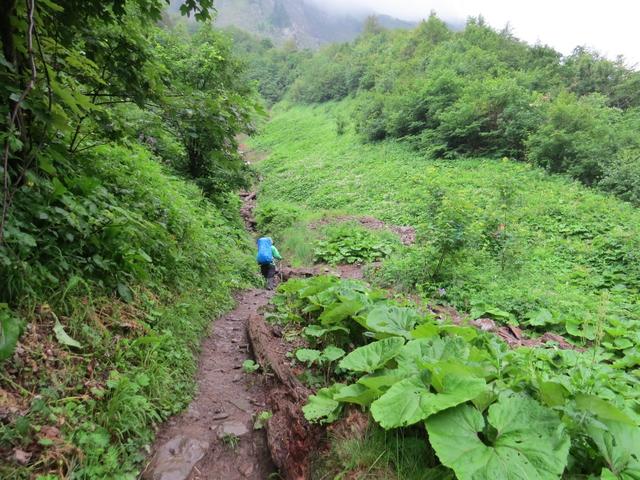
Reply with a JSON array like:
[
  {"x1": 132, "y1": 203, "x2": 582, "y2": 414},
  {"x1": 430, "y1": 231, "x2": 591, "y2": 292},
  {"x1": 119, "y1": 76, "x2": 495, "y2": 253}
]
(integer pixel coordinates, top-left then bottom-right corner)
[
  {"x1": 272, "y1": 275, "x2": 640, "y2": 479},
  {"x1": 252, "y1": 104, "x2": 640, "y2": 341},
  {"x1": 256, "y1": 15, "x2": 640, "y2": 204},
  {"x1": 3, "y1": 1, "x2": 640, "y2": 478},
  {"x1": 1, "y1": 1, "x2": 259, "y2": 477},
  {"x1": 252, "y1": 99, "x2": 640, "y2": 477},
  {"x1": 313, "y1": 222, "x2": 398, "y2": 265}
]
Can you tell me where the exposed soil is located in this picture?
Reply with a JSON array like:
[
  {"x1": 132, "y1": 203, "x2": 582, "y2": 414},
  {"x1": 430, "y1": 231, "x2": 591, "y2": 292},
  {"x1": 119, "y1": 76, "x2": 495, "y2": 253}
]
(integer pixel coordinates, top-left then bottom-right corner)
[
  {"x1": 309, "y1": 215, "x2": 416, "y2": 246},
  {"x1": 143, "y1": 289, "x2": 277, "y2": 480},
  {"x1": 239, "y1": 191, "x2": 257, "y2": 232},
  {"x1": 238, "y1": 135, "x2": 269, "y2": 165}
]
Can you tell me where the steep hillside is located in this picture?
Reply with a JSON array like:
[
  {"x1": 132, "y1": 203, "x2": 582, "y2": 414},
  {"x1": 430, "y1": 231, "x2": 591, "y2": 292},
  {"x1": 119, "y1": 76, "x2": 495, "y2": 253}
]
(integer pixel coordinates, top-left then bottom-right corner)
[{"x1": 211, "y1": 0, "x2": 415, "y2": 48}]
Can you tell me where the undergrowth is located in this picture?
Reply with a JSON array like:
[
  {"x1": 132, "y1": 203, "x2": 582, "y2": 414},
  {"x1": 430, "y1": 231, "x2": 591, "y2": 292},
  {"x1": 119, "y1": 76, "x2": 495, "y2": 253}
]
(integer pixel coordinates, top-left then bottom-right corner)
[
  {"x1": 250, "y1": 102, "x2": 640, "y2": 344},
  {"x1": 0, "y1": 145, "x2": 255, "y2": 478},
  {"x1": 313, "y1": 223, "x2": 398, "y2": 265},
  {"x1": 274, "y1": 275, "x2": 640, "y2": 479}
]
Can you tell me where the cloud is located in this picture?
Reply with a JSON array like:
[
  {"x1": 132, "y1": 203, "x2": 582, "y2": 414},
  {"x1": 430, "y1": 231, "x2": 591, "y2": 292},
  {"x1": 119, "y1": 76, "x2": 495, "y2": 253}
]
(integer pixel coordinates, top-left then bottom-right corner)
[{"x1": 304, "y1": 0, "x2": 640, "y2": 66}]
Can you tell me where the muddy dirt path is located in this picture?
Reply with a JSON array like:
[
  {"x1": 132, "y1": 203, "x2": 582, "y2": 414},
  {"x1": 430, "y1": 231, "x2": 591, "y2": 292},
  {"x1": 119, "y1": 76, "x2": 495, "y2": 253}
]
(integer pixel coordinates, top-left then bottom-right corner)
[{"x1": 143, "y1": 289, "x2": 276, "y2": 480}]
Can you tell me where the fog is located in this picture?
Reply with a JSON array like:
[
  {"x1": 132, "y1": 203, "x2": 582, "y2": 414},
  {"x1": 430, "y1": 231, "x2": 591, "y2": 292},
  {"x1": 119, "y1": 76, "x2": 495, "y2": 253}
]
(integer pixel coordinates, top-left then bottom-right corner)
[{"x1": 305, "y1": 0, "x2": 640, "y2": 66}]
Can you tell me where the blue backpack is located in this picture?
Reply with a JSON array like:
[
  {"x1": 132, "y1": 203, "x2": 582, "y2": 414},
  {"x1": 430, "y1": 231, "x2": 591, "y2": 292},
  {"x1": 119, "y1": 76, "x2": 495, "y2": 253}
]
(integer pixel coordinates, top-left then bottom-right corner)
[{"x1": 256, "y1": 237, "x2": 273, "y2": 265}]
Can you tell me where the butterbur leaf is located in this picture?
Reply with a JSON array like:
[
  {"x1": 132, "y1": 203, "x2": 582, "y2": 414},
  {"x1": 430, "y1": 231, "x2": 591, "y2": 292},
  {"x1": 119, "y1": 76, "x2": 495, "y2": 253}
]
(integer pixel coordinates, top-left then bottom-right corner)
[
  {"x1": 426, "y1": 394, "x2": 570, "y2": 480},
  {"x1": 339, "y1": 337, "x2": 405, "y2": 373},
  {"x1": 410, "y1": 322, "x2": 440, "y2": 339},
  {"x1": 296, "y1": 348, "x2": 322, "y2": 364},
  {"x1": 319, "y1": 300, "x2": 364, "y2": 325},
  {"x1": 575, "y1": 394, "x2": 636, "y2": 426},
  {"x1": 303, "y1": 324, "x2": 349, "y2": 338},
  {"x1": 565, "y1": 317, "x2": 597, "y2": 340},
  {"x1": 302, "y1": 385, "x2": 343, "y2": 424},
  {"x1": 525, "y1": 308, "x2": 558, "y2": 326},
  {"x1": 364, "y1": 306, "x2": 422, "y2": 339},
  {"x1": 357, "y1": 369, "x2": 405, "y2": 392},
  {"x1": 370, "y1": 374, "x2": 486, "y2": 429},
  {"x1": 322, "y1": 346, "x2": 346, "y2": 362},
  {"x1": 334, "y1": 383, "x2": 378, "y2": 406},
  {"x1": 587, "y1": 420, "x2": 640, "y2": 479},
  {"x1": 53, "y1": 320, "x2": 82, "y2": 349},
  {"x1": 539, "y1": 381, "x2": 569, "y2": 407},
  {"x1": 395, "y1": 337, "x2": 469, "y2": 377}
]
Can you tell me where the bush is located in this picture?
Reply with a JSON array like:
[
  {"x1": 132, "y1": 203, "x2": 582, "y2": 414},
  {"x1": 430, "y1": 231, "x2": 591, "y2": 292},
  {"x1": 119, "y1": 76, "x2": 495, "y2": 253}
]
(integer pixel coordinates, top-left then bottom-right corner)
[
  {"x1": 599, "y1": 148, "x2": 640, "y2": 205},
  {"x1": 526, "y1": 93, "x2": 619, "y2": 185},
  {"x1": 314, "y1": 223, "x2": 398, "y2": 265},
  {"x1": 255, "y1": 200, "x2": 303, "y2": 239}
]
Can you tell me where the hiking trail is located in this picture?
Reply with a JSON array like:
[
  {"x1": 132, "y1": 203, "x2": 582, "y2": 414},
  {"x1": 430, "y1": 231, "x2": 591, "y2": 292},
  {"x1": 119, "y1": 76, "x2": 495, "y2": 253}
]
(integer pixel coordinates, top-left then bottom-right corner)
[{"x1": 143, "y1": 184, "x2": 276, "y2": 480}]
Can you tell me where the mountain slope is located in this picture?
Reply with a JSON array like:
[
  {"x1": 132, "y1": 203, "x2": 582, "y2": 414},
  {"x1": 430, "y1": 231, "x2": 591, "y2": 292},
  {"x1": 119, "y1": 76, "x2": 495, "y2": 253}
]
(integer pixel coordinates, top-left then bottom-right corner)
[{"x1": 211, "y1": 0, "x2": 415, "y2": 48}]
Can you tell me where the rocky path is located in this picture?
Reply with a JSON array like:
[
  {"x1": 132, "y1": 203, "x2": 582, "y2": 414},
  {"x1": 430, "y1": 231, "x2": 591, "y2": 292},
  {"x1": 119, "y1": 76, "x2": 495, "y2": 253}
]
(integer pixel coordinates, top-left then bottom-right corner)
[{"x1": 143, "y1": 289, "x2": 276, "y2": 480}]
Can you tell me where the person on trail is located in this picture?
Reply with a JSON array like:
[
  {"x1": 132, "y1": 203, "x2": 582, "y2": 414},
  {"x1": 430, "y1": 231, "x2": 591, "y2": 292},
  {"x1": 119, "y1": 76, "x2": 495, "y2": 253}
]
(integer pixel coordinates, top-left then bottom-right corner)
[{"x1": 256, "y1": 237, "x2": 282, "y2": 290}]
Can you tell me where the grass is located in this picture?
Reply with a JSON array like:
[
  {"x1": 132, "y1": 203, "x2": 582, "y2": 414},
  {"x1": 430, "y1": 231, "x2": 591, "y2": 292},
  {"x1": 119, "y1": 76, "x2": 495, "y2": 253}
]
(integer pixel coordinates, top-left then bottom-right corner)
[
  {"x1": 312, "y1": 423, "x2": 450, "y2": 480},
  {"x1": 249, "y1": 101, "x2": 640, "y2": 342}
]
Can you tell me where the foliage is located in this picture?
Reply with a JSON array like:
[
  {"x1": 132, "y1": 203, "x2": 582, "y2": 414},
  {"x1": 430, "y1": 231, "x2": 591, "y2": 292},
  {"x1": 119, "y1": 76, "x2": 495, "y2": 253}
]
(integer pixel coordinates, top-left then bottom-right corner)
[
  {"x1": 273, "y1": 13, "x2": 640, "y2": 200},
  {"x1": 314, "y1": 223, "x2": 397, "y2": 265},
  {"x1": 0, "y1": 1, "x2": 259, "y2": 477},
  {"x1": 255, "y1": 200, "x2": 303, "y2": 240},
  {"x1": 253, "y1": 410, "x2": 273, "y2": 430},
  {"x1": 153, "y1": 24, "x2": 263, "y2": 200},
  {"x1": 272, "y1": 275, "x2": 640, "y2": 479},
  {"x1": 426, "y1": 394, "x2": 570, "y2": 480},
  {"x1": 242, "y1": 359, "x2": 261, "y2": 373},
  {"x1": 252, "y1": 104, "x2": 640, "y2": 348},
  {"x1": 226, "y1": 27, "x2": 311, "y2": 105}
]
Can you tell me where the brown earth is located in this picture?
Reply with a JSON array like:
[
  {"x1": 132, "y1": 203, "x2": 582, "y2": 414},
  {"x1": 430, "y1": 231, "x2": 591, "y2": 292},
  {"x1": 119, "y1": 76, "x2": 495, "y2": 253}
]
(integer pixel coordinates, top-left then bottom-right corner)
[
  {"x1": 143, "y1": 289, "x2": 277, "y2": 480},
  {"x1": 309, "y1": 215, "x2": 416, "y2": 246}
]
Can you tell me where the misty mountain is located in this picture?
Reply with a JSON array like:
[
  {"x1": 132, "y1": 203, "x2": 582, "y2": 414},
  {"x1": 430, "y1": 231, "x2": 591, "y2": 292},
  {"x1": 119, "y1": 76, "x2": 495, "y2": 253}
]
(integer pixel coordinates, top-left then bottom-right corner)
[{"x1": 209, "y1": 0, "x2": 416, "y2": 48}]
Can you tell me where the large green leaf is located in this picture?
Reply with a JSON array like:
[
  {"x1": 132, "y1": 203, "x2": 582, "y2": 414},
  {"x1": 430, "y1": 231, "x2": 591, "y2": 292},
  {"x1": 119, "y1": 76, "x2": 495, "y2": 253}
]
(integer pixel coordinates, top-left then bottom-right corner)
[
  {"x1": 575, "y1": 394, "x2": 636, "y2": 426},
  {"x1": 338, "y1": 337, "x2": 405, "y2": 373},
  {"x1": 319, "y1": 300, "x2": 365, "y2": 325},
  {"x1": 587, "y1": 420, "x2": 640, "y2": 479},
  {"x1": 370, "y1": 373, "x2": 486, "y2": 429},
  {"x1": 296, "y1": 348, "x2": 322, "y2": 364},
  {"x1": 362, "y1": 305, "x2": 422, "y2": 339},
  {"x1": 303, "y1": 324, "x2": 349, "y2": 338},
  {"x1": 334, "y1": 383, "x2": 378, "y2": 406},
  {"x1": 322, "y1": 345, "x2": 346, "y2": 362},
  {"x1": 395, "y1": 337, "x2": 469, "y2": 377},
  {"x1": 357, "y1": 369, "x2": 406, "y2": 392},
  {"x1": 302, "y1": 384, "x2": 344, "y2": 424},
  {"x1": 426, "y1": 394, "x2": 570, "y2": 480}
]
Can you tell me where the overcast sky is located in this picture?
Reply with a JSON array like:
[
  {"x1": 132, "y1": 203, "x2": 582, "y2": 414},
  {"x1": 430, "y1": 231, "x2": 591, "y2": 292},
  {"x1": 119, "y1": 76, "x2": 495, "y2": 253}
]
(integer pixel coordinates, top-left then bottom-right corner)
[{"x1": 306, "y1": 0, "x2": 639, "y2": 67}]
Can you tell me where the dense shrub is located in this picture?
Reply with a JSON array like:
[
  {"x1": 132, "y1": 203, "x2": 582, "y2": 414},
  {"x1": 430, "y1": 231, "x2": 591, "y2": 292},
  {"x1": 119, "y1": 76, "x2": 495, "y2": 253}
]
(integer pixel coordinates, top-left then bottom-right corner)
[
  {"x1": 599, "y1": 148, "x2": 640, "y2": 205},
  {"x1": 526, "y1": 93, "x2": 619, "y2": 185}
]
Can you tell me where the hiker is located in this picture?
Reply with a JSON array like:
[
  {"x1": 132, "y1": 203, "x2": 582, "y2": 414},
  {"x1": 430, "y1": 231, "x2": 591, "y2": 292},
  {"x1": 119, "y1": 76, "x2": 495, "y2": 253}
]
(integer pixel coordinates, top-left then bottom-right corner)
[{"x1": 256, "y1": 237, "x2": 282, "y2": 290}]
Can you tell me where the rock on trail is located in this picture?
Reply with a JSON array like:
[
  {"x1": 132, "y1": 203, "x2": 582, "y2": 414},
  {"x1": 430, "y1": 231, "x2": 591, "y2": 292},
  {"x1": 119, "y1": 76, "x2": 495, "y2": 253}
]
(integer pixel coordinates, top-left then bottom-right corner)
[{"x1": 143, "y1": 289, "x2": 276, "y2": 480}]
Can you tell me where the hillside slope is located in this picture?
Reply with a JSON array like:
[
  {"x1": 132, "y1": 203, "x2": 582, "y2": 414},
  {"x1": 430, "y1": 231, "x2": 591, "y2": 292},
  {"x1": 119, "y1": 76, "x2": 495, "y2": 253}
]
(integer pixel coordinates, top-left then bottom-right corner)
[
  {"x1": 251, "y1": 102, "x2": 640, "y2": 347},
  {"x1": 211, "y1": 0, "x2": 415, "y2": 48}
]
